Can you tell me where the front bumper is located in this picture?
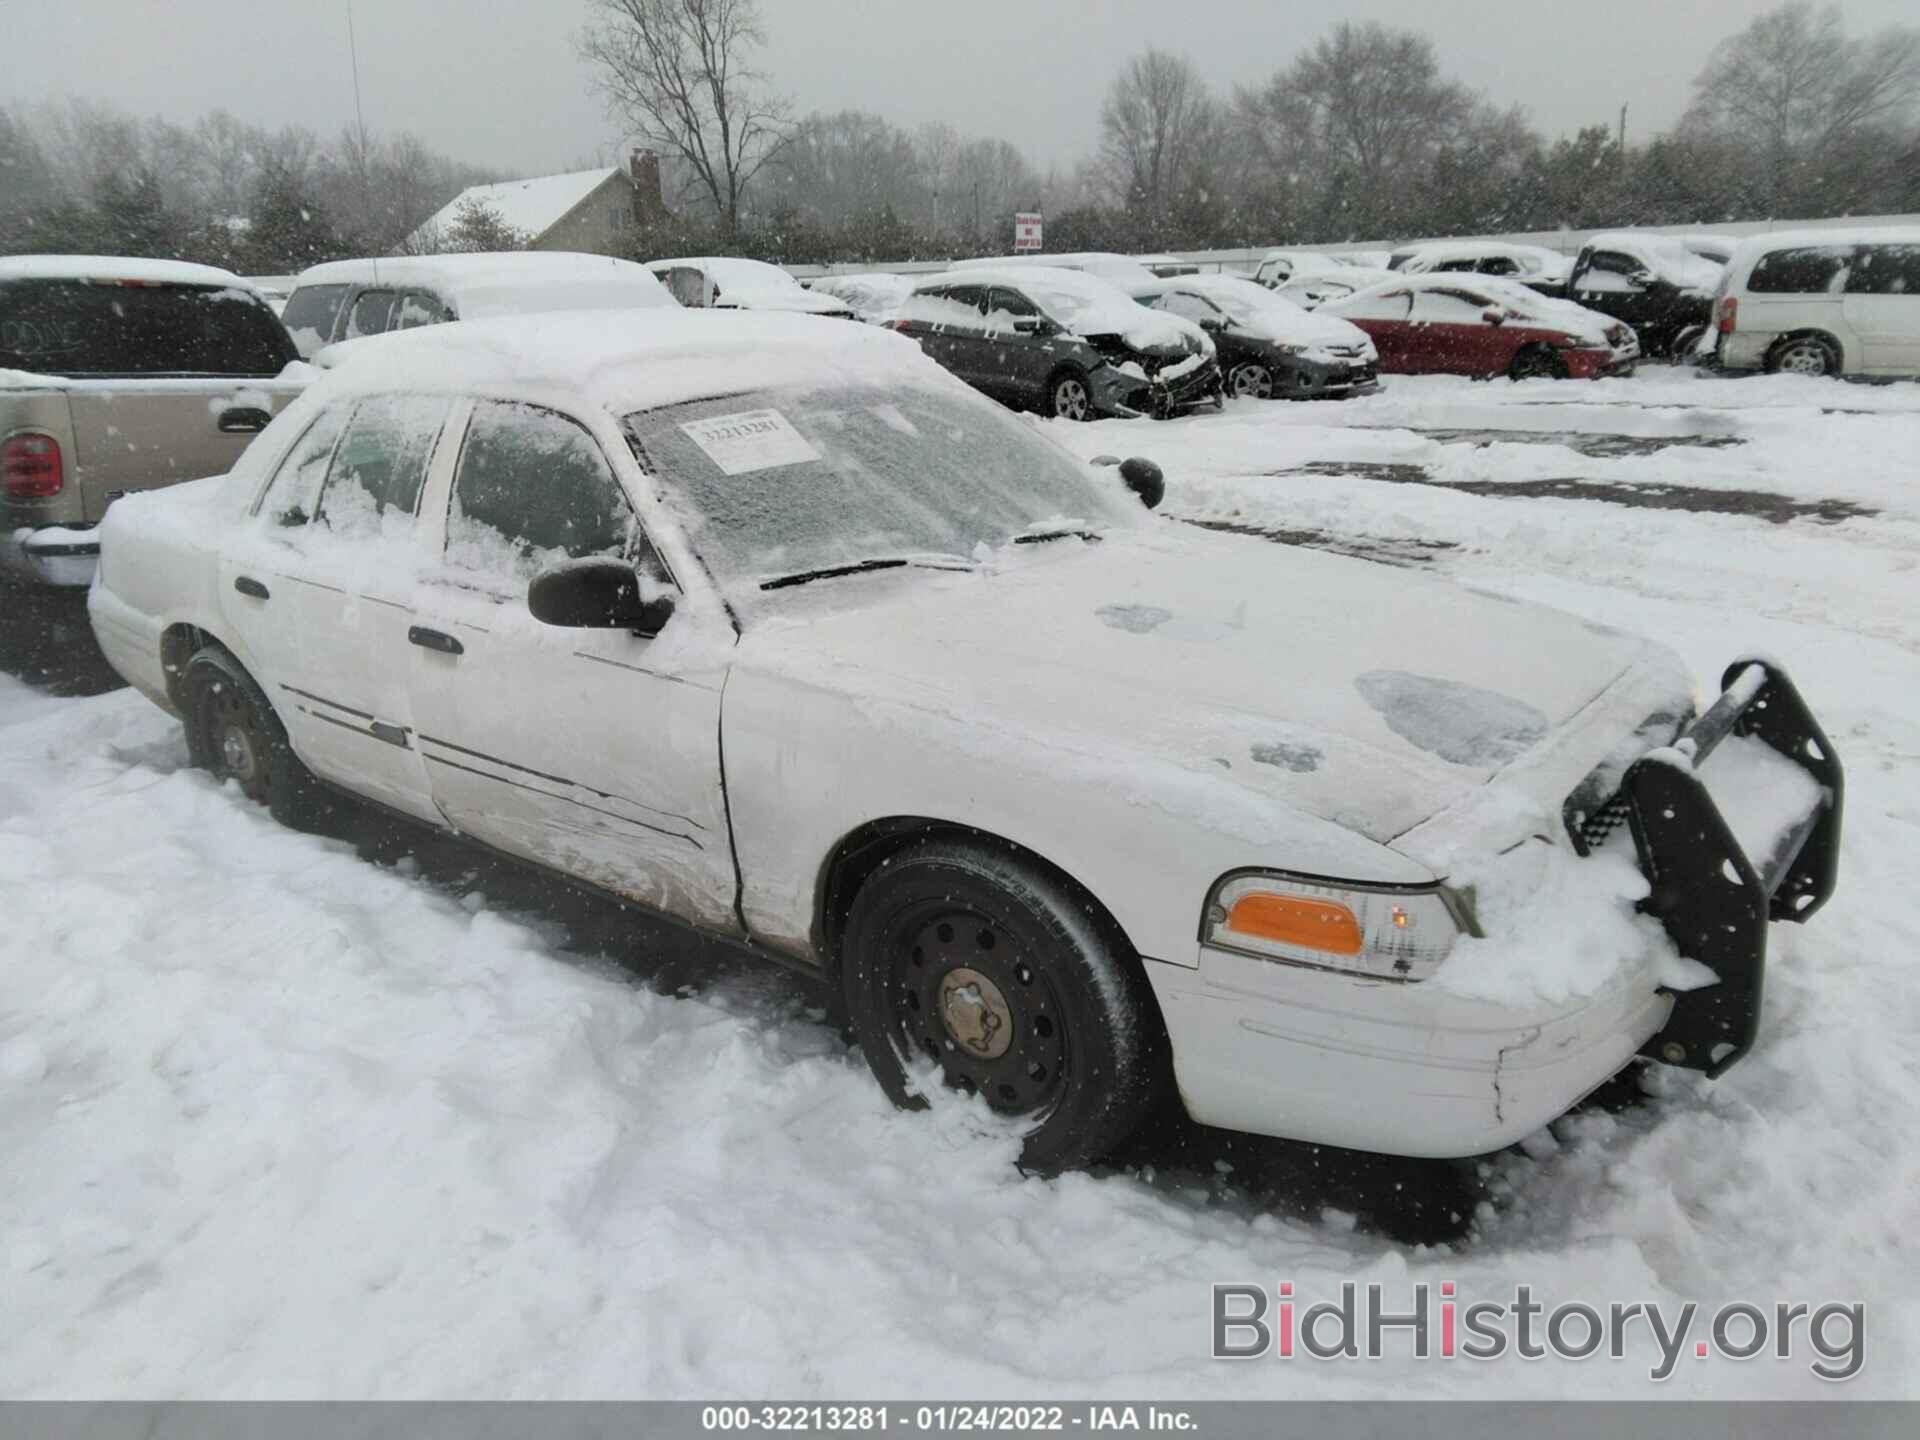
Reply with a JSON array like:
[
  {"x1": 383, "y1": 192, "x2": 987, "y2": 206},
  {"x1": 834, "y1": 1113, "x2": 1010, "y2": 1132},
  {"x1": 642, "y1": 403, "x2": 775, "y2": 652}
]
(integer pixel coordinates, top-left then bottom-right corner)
[
  {"x1": 1150, "y1": 658, "x2": 1841, "y2": 1157},
  {"x1": 4, "y1": 524, "x2": 100, "y2": 588},
  {"x1": 1095, "y1": 355, "x2": 1224, "y2": 419},
  {"x1": 1282, "y1": 353, "x2": 1380, "y2": 398}
]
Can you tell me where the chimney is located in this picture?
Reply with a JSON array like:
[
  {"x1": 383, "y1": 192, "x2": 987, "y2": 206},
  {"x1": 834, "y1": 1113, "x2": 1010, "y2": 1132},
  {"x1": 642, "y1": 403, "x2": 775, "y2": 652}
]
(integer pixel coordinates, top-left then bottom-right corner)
[{"x1": 631, "y1": 148, "x2": 662, "y2": 202}]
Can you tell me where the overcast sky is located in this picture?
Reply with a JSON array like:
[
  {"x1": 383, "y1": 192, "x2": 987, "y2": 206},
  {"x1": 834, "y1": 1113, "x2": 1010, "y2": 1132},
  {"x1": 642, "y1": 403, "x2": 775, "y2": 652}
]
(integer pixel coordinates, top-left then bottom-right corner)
[{"x1": 11, "y1": 0, "x2": 1916, "y2": 176}]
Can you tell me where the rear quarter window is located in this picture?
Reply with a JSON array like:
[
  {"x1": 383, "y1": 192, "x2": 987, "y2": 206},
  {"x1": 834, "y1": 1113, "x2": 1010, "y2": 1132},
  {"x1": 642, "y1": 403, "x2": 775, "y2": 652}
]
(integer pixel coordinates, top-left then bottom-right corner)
[
  {"x1": 1842, "y1": 244, "x2": 1920, "y2": 296},
  {"x1": 1748, "y1": 246, "x2": 1854, "y2": 295},
  {"x1": 280, "y1": 284, "x2": 351, "y2": 353},
  {"x1": 0, "y1": 280, "x2": 296, "y2": 377}
]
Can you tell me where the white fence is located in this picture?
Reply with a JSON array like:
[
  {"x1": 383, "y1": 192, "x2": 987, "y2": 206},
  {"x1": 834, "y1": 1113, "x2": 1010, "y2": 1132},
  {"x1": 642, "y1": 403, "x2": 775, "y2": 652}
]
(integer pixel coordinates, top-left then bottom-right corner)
[{"x1": 787, "y1": 212, "x2": 1920, "y2": 281}]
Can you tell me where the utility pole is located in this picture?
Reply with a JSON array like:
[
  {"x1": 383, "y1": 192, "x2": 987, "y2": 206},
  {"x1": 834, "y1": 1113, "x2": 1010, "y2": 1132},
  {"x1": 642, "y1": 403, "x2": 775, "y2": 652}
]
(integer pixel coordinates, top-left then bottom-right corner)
[{"x1": 1618, "y1": 103, "x2": 1627, "y2": 154}]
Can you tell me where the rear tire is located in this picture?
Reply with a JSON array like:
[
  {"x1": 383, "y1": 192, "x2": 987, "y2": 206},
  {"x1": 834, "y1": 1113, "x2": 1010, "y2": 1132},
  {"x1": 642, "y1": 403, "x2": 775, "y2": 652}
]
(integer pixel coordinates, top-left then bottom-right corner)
[
  {"x1": 839, "y1": 840, "x2": 1162, "y2": 1174},
  {"x1": 1228, "y1": 362, "x2": 1274, "y2": 400},
  {"x1": 184, "y1": 647, "x2": 328, "y2": 829},
  {"x1": 1765, "y1": 334, "x2": 1839, "y2": 378},
  {"x1": 1048, "y1": 368, "x2": 1093, "y2": 421},
  {"x1": 1507, "y1": 345, "x2": 1569, "y2": 381}
]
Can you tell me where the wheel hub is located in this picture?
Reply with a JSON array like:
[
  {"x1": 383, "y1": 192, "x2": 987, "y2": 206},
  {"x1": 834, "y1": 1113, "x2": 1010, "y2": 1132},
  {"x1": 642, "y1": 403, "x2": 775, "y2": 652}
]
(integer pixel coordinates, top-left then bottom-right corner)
[
  {"x1": 220, "y1": 724, "x2": 256, "y2": 780},
  {"x1": 938, "y1": 966, "x2": 1013, "y2": 1058}
]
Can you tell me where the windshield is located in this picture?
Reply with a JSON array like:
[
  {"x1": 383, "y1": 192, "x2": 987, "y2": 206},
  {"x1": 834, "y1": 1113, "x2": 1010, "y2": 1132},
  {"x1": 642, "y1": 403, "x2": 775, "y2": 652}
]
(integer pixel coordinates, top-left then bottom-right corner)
[{"x1": 625, "y1": 382, "x2": 1133, "y2": 591}]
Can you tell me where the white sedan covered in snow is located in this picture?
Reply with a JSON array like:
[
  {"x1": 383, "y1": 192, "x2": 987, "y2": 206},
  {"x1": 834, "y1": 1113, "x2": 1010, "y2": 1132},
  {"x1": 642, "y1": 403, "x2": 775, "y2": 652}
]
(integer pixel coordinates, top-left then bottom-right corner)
[{"x1": 88, "y1": 310, "x2": 1843, "y2": 1172}]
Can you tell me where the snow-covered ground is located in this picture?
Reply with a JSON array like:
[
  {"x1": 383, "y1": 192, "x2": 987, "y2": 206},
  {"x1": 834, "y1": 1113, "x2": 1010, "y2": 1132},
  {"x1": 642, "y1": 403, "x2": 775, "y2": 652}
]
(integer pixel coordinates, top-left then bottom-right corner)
[{"x1": 3, "y1": 367, "x2": 1918, "y2": 1398}]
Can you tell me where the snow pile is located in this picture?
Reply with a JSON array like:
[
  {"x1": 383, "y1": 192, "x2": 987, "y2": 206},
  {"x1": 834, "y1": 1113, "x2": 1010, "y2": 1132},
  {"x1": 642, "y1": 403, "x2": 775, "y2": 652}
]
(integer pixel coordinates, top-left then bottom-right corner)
[{"x1": 1697, "y1": 734, "x2": 1826, "y2": 870}]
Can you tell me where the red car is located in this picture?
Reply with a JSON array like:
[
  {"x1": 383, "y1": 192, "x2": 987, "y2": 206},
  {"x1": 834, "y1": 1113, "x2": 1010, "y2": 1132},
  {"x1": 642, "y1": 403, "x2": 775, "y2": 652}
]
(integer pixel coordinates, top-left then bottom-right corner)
[{"x1": 1321, "y1": 275, "x2": 1638, "y2": 380}]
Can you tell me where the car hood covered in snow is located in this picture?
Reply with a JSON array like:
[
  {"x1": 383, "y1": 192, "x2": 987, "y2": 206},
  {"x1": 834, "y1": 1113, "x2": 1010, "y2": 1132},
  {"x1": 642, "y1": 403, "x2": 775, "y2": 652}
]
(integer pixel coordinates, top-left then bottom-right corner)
[{"x1": 734, "y1": 524, "x2": 1693, "y2": 871}]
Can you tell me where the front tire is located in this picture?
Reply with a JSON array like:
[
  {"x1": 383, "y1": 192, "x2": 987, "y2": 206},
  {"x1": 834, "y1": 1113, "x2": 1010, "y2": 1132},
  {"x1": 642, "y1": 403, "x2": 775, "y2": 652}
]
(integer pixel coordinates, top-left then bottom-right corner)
[
  {"x1": 1507, "y1": 345, "x2": 1569, "y2": 381},
  {"x1": 839, "y1": 840, "x2": 1161, "y2": 1173},
  {"x1": 1048, "y1": 369, "x2": 1093, "y2": 421},
  {"x1": 1766, "y1": 334, "x2": 1838, "y2": 377},
  {"x1": 184, "y1": 647, "x2": 327, "y2": 828}
]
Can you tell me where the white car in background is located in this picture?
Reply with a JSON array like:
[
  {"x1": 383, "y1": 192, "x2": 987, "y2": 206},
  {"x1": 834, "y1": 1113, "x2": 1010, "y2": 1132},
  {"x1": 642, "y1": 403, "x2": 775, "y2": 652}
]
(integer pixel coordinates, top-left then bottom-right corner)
[
  {"x1": 278, "y1": 252, "x2": 676, "y2": 360},
  {"x1": 647, "y1": 256, "x2": 856, "y2": 318},
  {"x1": 1388, "y1": 240, "x2": 1572, "y2": 294},
  {"x1": 955, "y1": 250, "x2": 1163, "y2": 292},
  {"x1": 805, "y1": 271, "x2": 916, "y2": 325},
  {"x1": 1706, "y1": 228, "x2": 1920, "y2": 378},
  {"x1": 88, "y1": 311, "x2": 1842, "y2": 1174}
]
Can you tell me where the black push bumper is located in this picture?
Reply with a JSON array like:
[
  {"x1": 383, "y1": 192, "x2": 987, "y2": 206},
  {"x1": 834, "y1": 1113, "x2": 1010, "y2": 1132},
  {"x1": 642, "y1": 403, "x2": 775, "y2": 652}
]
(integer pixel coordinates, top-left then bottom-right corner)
[{"x1": 1571, "y1": 659, "x2": 1842, "y2": 1077}]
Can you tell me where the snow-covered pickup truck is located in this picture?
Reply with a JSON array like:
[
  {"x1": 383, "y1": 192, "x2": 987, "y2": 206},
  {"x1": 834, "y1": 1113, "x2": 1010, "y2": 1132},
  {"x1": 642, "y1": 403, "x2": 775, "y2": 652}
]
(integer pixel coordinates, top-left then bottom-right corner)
[
  {"x1": 88, "y1": 311, "x2": 1844, "y2": 1172},
  {"x1": 2, "y1": 257, "x2": 302, "y2": 587}
]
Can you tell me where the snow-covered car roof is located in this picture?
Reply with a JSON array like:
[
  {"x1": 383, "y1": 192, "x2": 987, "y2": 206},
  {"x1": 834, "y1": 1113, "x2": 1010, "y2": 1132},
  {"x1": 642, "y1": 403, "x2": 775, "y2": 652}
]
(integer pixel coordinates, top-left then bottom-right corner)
[
  {"x1": 1721, "y1": 224, "x2": 1920, "y2": 280},
  {"x1": 1322, "y1": 273, "x2": 1620, "y2": 341},
  {"x1": 290, "y1": 252, "x2": 675, "y2": 317},
  {"x1": 297, "y1": 308, "x2": 940, "y2": 416},
  {"x1": 1394, "y1": 241, "x2": 1571, "y2": 280},
  {"x1": 0, "y1": 255, "x2": 262, "y2": 290},
  {"x1": 652, "y1": 256, "x2": 805, "y2": 291},
  {"x1": 1134, "y1": 273, "x2": 1373, "y2": 349},
  {"x1": 807, "y1": 271, "x2": 916, "y2": 322},
  {"x1": 955, "y1": 251, "x2": 1162, "y2": 291},
  {"x1": 1256, "y1": 249, "x2": 1350, "y2": 276},
  {"x1": 1582, "y1": 232, "x2": 1724, "y2": 292},
  {"x1": 913, "y1": 265, "x2": 1206, "y2": 352}
]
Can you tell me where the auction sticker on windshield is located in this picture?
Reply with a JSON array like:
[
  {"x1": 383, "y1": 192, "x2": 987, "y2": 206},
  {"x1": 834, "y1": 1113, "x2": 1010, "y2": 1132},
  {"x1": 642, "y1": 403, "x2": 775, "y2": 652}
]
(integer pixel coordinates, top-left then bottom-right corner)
[{"x1": 678, "y1": 409, "x2": 821, "y2": 475}]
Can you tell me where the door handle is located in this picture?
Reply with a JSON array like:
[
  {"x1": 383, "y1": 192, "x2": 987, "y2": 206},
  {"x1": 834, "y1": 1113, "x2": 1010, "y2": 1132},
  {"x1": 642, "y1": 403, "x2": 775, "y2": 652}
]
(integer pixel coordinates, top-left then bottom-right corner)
[
  {"x1": 407, "y1": 625, "x2": 464, "y2": 656},
  {"x1": 233, "y1": 575, "x2": 269, "y2": 600}
]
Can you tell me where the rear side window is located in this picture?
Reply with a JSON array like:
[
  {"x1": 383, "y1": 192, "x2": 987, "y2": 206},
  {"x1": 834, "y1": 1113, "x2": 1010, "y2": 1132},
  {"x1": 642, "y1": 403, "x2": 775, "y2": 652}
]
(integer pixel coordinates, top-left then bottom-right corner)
[
  {"x1": 445, "y1": 401, "x2": 638, "y2": 588},
  {"x1": 1412, "y1": 289, "x2": 1487, "y2": 323},
  {"x1": 257, "y1": 406, "x2": 350, "y2": 526},
  {"x1": 345, "y1": 290, "x2": 399, "y2": 340},
  {"x1": 280, "y1": 284, "x2": 351, "y2": 353},
  {"x1": 0, "y1": 280, "x2": 294, "y2": 377},
  {"x1": 1842, "y1": 244, "x2": 1920, "y2": 296},
  {"x1": 656, "y1": 267, "x2": 707, "y2": 307},
  {"x1": 1748, "y1": 246, "x2": 1854, "y2": 294},
  {"x1": 394, "y1": 290, "x2": 453, "y2": 329},
  {"x1": 317, "y1": 394, "x2": 449, "y2": 534}
]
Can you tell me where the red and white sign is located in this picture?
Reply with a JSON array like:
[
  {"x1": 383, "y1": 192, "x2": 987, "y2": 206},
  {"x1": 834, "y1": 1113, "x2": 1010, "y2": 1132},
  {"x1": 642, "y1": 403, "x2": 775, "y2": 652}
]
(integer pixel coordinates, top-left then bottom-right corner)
[{"x1": 1013, "y1": 212, "x2": 1043, "y2": 253}]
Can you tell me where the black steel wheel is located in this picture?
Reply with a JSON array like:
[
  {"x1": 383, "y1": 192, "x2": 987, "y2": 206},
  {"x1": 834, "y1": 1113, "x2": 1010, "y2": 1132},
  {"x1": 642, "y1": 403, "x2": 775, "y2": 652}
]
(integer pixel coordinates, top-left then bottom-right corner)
[
  {"x1": 1228, "y1": 362, "x2": 1274, "y2": 400},
  {"x1": 1049, "y1": 370, "x2": 1092, "y2": 421},
  {"x1": 840, "y1": 840, "x2": 1162, "y2": 1173},
  {"x1": 184, "y1": 646, "x2": 328, "y2": 827}
]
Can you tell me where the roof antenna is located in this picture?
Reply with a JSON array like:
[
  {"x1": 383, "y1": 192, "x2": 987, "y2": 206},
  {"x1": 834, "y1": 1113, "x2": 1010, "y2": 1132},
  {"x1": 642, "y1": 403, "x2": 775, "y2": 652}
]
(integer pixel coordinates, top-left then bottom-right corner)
[{"x1": 346, "y1": 0, "x2": 376, "y2": 284}]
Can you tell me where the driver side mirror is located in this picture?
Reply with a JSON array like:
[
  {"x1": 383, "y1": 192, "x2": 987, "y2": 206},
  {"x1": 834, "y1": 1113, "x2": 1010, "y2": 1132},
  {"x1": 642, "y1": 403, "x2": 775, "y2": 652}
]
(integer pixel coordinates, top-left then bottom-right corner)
[
  {"x1": 528, "y1": 556, "x2": 675, "y2": 637},
  {"x1": 217, "y1": 405, "x2": 272, "y2": 434},
  {"x1": 1119, "y1": 456, "x2": 1165, "y2": 510},
  {"x1": 1481, "y1": 306, "x2": 1506, "y2": 327}
]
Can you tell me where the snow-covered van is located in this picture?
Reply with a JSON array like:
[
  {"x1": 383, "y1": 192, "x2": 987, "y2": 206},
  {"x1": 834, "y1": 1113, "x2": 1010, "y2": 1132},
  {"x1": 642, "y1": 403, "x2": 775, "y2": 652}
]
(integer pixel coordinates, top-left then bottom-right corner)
[
  {"x1": 2, "y1": 256, "x2": 301, "y2": 587},
  {"x1": 1706, "y1": 228, "x2": 1920, "y2": 379},
  {"x1": 279, "y1": 252, "x2": 677, "y2": 360},
  {"x1": 646, "y1": 257, "x2": 856, "y2": 319},
  {"x1": 88, "y1": 309, "x2": 1844, "y2": 1174}
]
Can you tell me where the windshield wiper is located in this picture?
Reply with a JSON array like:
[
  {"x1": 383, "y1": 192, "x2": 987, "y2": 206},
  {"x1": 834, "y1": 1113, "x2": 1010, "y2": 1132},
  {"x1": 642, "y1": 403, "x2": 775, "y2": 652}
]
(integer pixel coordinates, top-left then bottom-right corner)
[
  {"x1": 1012, "y1": 518, "x2": 1104, "y2": 546},
  {"x1": 759, "y1": 554, "x2": 974, "y2": 591}
]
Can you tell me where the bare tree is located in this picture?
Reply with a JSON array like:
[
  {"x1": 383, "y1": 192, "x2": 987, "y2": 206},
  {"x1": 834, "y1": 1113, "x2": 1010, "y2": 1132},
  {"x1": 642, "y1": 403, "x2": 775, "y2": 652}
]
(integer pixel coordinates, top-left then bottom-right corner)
[
  {"x1": 1685, "y1": 2, "x2": 1920, "y2": 210},
  {"x1": 1243, "y1": 22, "x2": 1473, "y2": 237},
  {"x1": 1098, "y1": 51, "x2": 1216, "y2": 231},
  {"x1": 577, "y1": 0, "x2": 788, "y2": 237}
]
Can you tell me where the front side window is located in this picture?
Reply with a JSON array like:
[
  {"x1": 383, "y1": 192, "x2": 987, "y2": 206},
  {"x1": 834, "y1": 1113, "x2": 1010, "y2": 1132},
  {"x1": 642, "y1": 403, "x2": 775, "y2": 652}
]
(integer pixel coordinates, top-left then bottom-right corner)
[
  {"x1": 984, "y1": 286, "x2": 1042, "y2": 332},
  {"x1": 657, "y1": 267, "x2": 708, "y2": 308},
  {"x1": 1155, "y1": 291, "x2": 1221, "y2": 325},
  {"x1": 444, "y1": 401, "x2": 639, "y2": 590}
]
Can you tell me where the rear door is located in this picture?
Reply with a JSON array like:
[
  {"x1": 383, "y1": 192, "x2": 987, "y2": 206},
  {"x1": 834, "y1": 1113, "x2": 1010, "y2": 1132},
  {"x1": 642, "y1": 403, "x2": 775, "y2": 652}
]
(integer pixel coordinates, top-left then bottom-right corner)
[
  {"x1": 1842, "y1": 244, "x2": 1920, "y2": 373},
  {"x1": 0, "y1": 278, "x2": 304, "y2": 520},
  {"x1": 216, "y1": 393, "x2": 449, "y2": 824},
  {"x1": 404, "y1": 397, "x2": 738, "y2": 928},
  {"x1": 1409, "y1": 287, "x2": 1506, "y2": 374}
]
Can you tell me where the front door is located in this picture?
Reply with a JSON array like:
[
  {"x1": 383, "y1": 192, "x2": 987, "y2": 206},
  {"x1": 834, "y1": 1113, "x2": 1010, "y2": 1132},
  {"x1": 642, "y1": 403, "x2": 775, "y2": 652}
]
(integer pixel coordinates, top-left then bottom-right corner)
[
  {"x1": 216, "y1": 394, "x2": 448, "y2": 824},
  {"x1": 405, "y1": 398, "x2": 739, "y2": 931},
  {"x1": 1842, "y1": 244, "x2": 1920, "y2": 373}
]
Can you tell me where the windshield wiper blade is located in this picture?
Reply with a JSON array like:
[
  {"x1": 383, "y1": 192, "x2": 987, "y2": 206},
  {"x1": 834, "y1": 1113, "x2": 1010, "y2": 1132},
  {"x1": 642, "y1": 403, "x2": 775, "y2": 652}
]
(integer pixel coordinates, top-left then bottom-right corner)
[
  {"x1": 1013, "y1": 528, "x2": 1103, "y2": 545},
  {"x1": 759, "y1": 554, "x2": 974, "y2": 591}
]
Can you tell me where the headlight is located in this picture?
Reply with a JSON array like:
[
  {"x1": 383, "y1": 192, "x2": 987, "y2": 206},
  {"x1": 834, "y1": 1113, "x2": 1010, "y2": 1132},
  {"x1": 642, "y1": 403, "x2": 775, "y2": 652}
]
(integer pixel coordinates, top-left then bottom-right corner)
[
  {"x1": 1200, "y1": 871, "x2": 1466, "y2": 982},
  {"x1": 1278, "y1": 343, "x2": 1309, "y2": 355}
]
